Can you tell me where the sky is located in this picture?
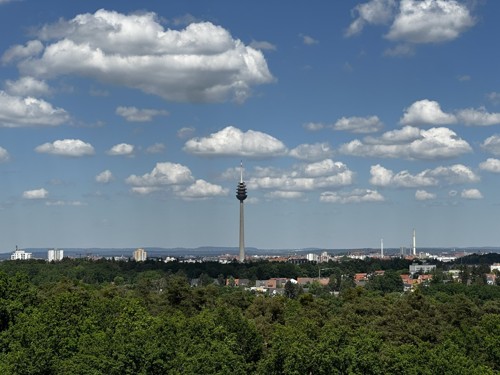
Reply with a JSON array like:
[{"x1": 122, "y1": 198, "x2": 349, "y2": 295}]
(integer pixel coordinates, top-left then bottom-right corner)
[{"x1": 0, "y1": 0, "x2": 500, "y2": 251}]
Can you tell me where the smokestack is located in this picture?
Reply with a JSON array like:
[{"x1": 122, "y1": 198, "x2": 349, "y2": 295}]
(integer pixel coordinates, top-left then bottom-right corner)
[{"x1": 381, "y1": 238, "x2": 384, "y2": 258}]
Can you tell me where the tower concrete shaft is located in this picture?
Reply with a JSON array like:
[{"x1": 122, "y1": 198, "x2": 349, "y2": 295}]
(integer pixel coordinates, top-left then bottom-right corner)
[
  {"x1": 236, "y1": 162, "x2": 247, "y2": 263},
  {"x1": 412, "y1": 229, "x2": 416, "y2": 256},
  {"x1": 239, "y1": 201, "x2": 245, "y2": 262}
]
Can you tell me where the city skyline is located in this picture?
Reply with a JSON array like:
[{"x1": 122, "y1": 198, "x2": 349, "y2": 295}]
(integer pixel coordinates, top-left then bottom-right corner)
[{"x1": 1, "y1": 1, "x2": 500, "y2": 250}]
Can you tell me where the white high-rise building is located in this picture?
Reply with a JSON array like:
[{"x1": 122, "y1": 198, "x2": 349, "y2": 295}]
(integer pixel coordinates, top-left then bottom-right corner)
[
  {"x1": 133, "y1": 248, "x2": 147, "y2": 262},
  {"x1": 11, "y1": 247, "x2": 32, "y2": 260},
  {"x1": 48, "y1": 248, "x2": 64, "y2": 262}
]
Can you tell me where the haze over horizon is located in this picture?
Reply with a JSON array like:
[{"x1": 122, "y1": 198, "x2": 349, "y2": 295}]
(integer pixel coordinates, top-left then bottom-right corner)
[{"x1": 1, "y1": 1, "x2": 500, "y2": 250}]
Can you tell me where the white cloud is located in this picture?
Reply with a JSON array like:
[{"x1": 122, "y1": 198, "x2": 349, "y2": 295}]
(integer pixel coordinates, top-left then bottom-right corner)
[
  {"x1": 486, "y1": 92, "x2": 500, "y2": 106},
  {"x1": 303, "y1": 122, "x2": 326, "y2": 131},
  {"x1": 9, "y1": 10, "x2": 274, "y2": 103},
  {"x1": 176, "y1": 179, "x2": 229, "y2": 200},
  {"x1": 320, "y1": 189, "x2": 385, "y2": 204},
  {"x1": 415, "y1": 190, "x2": 436, "y2": 201},
  {"x1": 370, "y1": 163, "x2": 478, "y2": 188},
  {"x1": 341, "y1": 126, "x2": 471, "y2": 160},
  {"x1": 116, "y1": 106, "x2": 168, "y2": 122},
  {"x1": 96, "y1": 170, "x2": 114, "y2": 183},
  {"x1": 35, "y1": 139, "x2": 95, "y2": 157},
  {"x1": 265, "y1": 191, "x2": 304, "y2": 199},
  {"x1": 130, "y1": 187, "x2": 161, "y2": 195},
  {"x1": 386, "y1": 0, "x2": 475, "y2": 44},
  {"x1": 0, "y1": 91, "x2": 68, "y2": 127},
  {"x1": 384, "y1": 43, "x2": 415, "y2": 57},
  {"x1": 301, "y1": 34, "x2": 319, "y2": 45},
  {"x1": 23, "y1": 188, "x2": 48, "y2": 199},
  {"x1": 461, "y1": 188, "x2": 482, "y2": 200},
  {"x1": 400, "y1": 99, "x2": 456, "y2": 126},
  {"x1": 247, "y1": 159, "x2": 354, "y2": 192},
  {"x1": 0, "y1": 146, "x2": 9, "y2": 162},
  {"x1": 479, "y1": 158, "x2": 500, "y2": 173},
  {"x1": 249, "y1": 40, "x2": 277, "y2": 51},
  {"x1": 289, "y1": 142, "x2": 333, "y2": 161},
  {"x1": 184, "y1": 126, "x2": 287, "y2": 157},
  {"x1": 333, "y1": 115, "x2": 383, "y2": 133},
  {"x1": 1, "y1": 40, "x2": 43, "y2": 64},
  {"x1": 346, "y1": 0, "x2": 397, "y2": 37},
  {"x1": 126, "y1": 162, "x2": 194, "y2": 187},
  {"x1": 428, "y1": 164, "x2": 479, "y2": 184},
  {"x1": 5, "y1": 76, "x2": 51, "y2": 97},
  {"x1": 481, "y1": 135, "x2": 500, "y2": 156},
  {"x1": 370, "y1": 164, "x2": 437, "y2": 188},
  {"x1": 46, "y1": 200, "x2": 86, "y2": 206},
  {"x1": 456, "y1": 107, "x2": 500, "y2": 126},
  {"x1": 145, "y1": 143, "x2": 165, "y2": 154},
  {"x1": 107, "y1": 143, "x2": 134, "y2": 156},
  {"x1": 177, "y1": 127, "x2": 195, "y2": 139}
]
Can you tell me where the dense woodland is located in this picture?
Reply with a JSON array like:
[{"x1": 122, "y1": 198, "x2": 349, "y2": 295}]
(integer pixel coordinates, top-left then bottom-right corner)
[{"x1": 0, "y1": 255, "x2": 499, "y2": 374}]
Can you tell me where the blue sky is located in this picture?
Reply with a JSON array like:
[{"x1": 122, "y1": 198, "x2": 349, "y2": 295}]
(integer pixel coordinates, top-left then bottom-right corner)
[{"x1": 0, "y1": 0, "x2": 500, "y2": 251}]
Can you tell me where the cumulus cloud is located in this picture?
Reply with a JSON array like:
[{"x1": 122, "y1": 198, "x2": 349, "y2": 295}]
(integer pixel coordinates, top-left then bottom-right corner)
[
  {"x1": 126, "y1": 162, "x2": 194, "y2": 187},
  {"x1": 320, "y1": 189, "x2": 384, "y2": 204},
  {"x1": 130, "y1": 187, "x2": 161, "y2": 195},
  {"x1": 370, "y1": 164, "x2": 437, "y2": 188},
  {"x1": 116, "y1": 106, "x2": 168, "y2": 122},
  {"x1": 401, "y1": 100, "x2": 500, "y2": 127},
  {"x1": 481, "y1": 135, "x2": 500, "y2": 156},
  {"x1": 96, "y1": 169, "x2": 113, "y2": 183},
  {"x1": 386, "y1": 0, "x2": 475, "y2": 44},
  {"x1": 1, "y1": 40, "x2": 43, "y2": 64},
  {"x1": 333, "y1": 115, "x2": 383, "y2": 133},
  {"x1": 0, "y1": 91, "x2": 68, "y2": 127},
  {"x1": 289, "y1": 142, "x2": 333, "y2": 161},
  {"x1": 184, "y1": 126, "x2": 287, "y2": 158},
  {"x1": 107, "y1": 143, "x2": 134, "y2": 156},
  {"x1": 479, "y1": 158, "x2": 500, "y2": 173},
  {"x1": 341, "y1": 126, "x2": 471, "y2": 160},
  {"x1": 303, "y1": 122, "x2": 326, "y2": 131},
  {"x1": 400, "y1": 99, "x2": 456, "y2": 126},
  {"x1": 456, "y1": 107, "x2": 500, "y2": 126},
  {"x1": 7, "y1": 10, "x2": 274, "y2": 103},
  {"x1": 176, "y1": 179, "x2": 229, "y2": 200},
  {"x1": 247, "y1": 159, "x2": 354, "y2": 192},
  {"x1": 346, "y1": 0, "x2": 397, "y2": 37},
  {"x1": 370, "y1": 163, "x2": 478, "y2": 188},
  {"x1": 461, "y1": 188, "x2": 482, "y2": 200},
  {"x1": 415, "y1": 190, "x2": 436, "y2": 201},
  {"x1": 23, "y1": 188, "x2": 48, "y2": 199},
  {"x1": 35, "y1": 139, "x2": 95, "y2": 157},
  {"x1": 145, "y1": 143, "x2": 165, "y2": 154},
  {"x1": 265, "y1": 191, "x2": 304, "y2": 199},
  {"x1": 0, "y1": 147, "x2": 9, "y2": 162},
  {"x1": 5, "y1": 76, "x2": 51, "y2": 97}
]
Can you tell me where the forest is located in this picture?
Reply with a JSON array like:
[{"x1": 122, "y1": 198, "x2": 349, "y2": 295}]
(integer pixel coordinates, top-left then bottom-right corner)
[{"x1": 0, "y1": 256, "x2": 498, "y2": 374}]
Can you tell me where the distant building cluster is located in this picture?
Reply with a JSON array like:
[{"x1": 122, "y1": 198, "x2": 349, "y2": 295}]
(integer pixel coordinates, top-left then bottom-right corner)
[
  {"x1": 48, "y1": 248, "x2": 64, "y2": 262},
  {"x1": 11, "y1": 247, "x2": 32, "y2": 260}
]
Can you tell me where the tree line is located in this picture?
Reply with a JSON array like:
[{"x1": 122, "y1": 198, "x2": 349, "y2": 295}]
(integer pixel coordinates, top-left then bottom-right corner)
[{"x1": 0, "y1": 256, "x2": 498, "y2": 374}]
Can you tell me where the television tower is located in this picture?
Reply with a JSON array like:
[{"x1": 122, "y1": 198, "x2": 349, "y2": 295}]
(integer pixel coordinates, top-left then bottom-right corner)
[
  {"x1": 236, "y1": 161, "x2": 247, "y2": 262},
  {"x1": 412, "y1": 229, "x2": 416, "y2": 256}
]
